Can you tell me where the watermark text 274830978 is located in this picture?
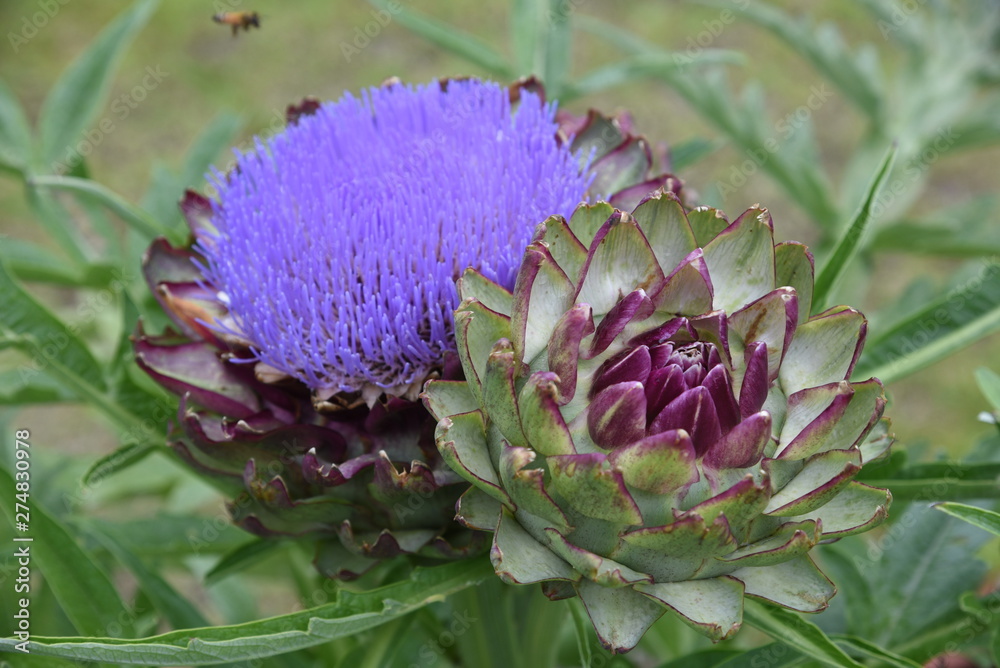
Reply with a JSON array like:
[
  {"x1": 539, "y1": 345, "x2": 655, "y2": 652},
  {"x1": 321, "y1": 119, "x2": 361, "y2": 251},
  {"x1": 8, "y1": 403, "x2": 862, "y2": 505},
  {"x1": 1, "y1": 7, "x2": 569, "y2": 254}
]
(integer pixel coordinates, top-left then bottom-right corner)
[{"x1": 12, "y1": 429, "x2": 33, "y2": 654}]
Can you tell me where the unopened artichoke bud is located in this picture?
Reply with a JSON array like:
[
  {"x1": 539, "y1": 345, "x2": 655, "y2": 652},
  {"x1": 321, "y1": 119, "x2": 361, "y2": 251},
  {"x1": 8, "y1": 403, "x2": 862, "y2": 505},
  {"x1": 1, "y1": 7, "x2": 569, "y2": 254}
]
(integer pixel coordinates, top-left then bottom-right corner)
[
  {"x1": 425, "y1": 191, "x2": 892, "y2": 651},
  {"x1": 135, "y1": 78, "x2": 677, "y2": 578}
]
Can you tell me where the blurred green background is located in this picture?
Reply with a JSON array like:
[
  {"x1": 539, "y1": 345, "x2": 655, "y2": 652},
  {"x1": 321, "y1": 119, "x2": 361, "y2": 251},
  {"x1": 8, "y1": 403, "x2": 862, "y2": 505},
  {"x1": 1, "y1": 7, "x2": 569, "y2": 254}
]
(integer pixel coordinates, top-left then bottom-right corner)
[{"x1": 0, "y1": 0, "x2": 997, "y2": 494}]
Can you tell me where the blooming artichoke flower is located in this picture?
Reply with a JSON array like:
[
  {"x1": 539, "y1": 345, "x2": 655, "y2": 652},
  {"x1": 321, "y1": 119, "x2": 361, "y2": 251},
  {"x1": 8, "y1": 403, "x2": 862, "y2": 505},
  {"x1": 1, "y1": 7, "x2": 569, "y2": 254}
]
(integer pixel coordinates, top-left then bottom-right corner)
[
  {"x1": 136, "y1": 78, "x2": 677, "y2": 578},
  {"x1": 424, "y1": 190, "x2": 892, "y2": 650}
]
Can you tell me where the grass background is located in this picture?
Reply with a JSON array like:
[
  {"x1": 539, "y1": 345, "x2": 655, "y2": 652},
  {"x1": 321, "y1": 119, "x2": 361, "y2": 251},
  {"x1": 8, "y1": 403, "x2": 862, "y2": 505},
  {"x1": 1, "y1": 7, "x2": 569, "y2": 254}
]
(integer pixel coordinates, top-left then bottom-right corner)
[{"x1": 0, "y1": 0, "x2": 997, "y2": 507}]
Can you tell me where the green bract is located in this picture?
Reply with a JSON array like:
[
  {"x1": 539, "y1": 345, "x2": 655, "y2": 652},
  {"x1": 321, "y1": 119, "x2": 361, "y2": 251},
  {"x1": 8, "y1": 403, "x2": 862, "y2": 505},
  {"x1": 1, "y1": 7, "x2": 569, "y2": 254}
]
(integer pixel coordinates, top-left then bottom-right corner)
[{"x1": 423, "y1": 190, "x2": 892, "y2": 653}]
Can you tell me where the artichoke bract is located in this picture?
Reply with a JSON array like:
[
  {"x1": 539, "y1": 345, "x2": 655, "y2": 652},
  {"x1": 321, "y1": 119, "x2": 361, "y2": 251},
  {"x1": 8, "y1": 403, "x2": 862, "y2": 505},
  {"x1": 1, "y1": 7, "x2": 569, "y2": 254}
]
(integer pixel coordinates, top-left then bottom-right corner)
[
  {"x1": 424, "y1": 191, "x2": 892, "y2": 651},
  {"x1": 135, "y1": 78, "x2": 677, "y2": 578}
]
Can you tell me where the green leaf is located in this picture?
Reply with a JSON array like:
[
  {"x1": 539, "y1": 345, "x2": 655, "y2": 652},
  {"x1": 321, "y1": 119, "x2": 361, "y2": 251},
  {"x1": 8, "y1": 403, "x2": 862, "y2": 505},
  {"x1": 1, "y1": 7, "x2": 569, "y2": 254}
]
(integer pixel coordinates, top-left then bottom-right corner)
[
  {"x1": 141, "y1": 112, "x2": 242, "y2": 228},
  {"x1": 205, "y1": 538, "x2": 284, "y2": 585},
  {"x1": 818, "y1": 544, "x2": 876, "y2": 638},
  {"x1": 743, "y1": 599, "x2": 863, "y2": 668},
  {"x1": 367, "y1": 0, "x2": 514, "y2": 79},
  {"x1": 0, "y1": 654, "x2": 82, "y2": 668},
  {"x1": 29, "y1": 175, "x2": 173, "y2": 241},
  {"x1": 854, "y1": 259, "x2": 1000, "y2": 384},
  {"x1": 0, "y1": 559, "x2": 494, "y2": 665},
  {"x1": 82, "y1": 441, "x2": 160, "y2": 486},
  {"x1": 0, "y1": 258, "x2": 106, "y2": 391},
  {"x1": 813, "y1": 145, "x2": 895, "y2": 310},
  {"x1": 568, "y1": 598, "x2": 593, "y2": 667},
  {"x1": 0, "y1": 371, "x2": 76, "y2": 405},
  {"x1": 36, "y1": 0, "x2": 159, "y2": 169},
  {"x1": 671, "y1": 137, "x2": 724, "y2": 172},
  {"x1": 0, "y1": 465, "x2": 134, "y2": 638},
  {"x1": 976, "y1": 367, "x2": 1000, "y2": 413},
  {"x1": 85, "y1": 523, "x2": 210, "y2": 631},
  {"x1": 563, "y1": 51, "x2": 743, "y2": 102},
  {"x1": 832, "y1": 635, "x2": 921, "y2": 668},
  {"x1": 575, "y1": 16, "x2": 840, "y2": 231},
  {"x1": 81, "y1": 515, "x2": 249, "y2": 559},
  {"x1": 934, "y1": 502, "x2": 1000, "y2": 537},
  {"x1": 658, "y1": 649, "x2": 743, "y2": 668},
  {"x1": 869, "y1": 505, "x2": 989, "y2": 648},
  {"x1": 858, "y1": 461, "x2": 1000, "y2": 501},
  {"x1": 0, "y1": 78, "x2": 33, "y2": 173},
  {"x1": 24, "y1": 182, "x2": 92, "y2": 265},
  {"x1": 871, "y1": 222, "x2": 1000, "y2": 258},
  {"x1": 452, "y1": 578, "x2": 521, "y2": 668},
  {"x1": 510, "y1": 0, "x2": 541, "y2": 74},
  {"x1": 721, "y1": 2, "x2": 883, "y2": 122},
  {"x1": 542, "y1": 0, "x2": 572, "y2": 99},
  {"x1": 714, "y1": 643, "x2": 803, "y2": 668},
  {"x1": 0, "y1": 238, "x2": 121, "y2": 287}
]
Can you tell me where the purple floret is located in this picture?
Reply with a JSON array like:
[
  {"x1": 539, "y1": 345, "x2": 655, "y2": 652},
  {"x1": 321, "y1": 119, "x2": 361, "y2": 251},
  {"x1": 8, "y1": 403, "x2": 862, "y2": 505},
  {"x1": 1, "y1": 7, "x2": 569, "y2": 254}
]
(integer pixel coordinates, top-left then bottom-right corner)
[{"x1": 197, "y1": 80, "x2": 592, "y2": 394}]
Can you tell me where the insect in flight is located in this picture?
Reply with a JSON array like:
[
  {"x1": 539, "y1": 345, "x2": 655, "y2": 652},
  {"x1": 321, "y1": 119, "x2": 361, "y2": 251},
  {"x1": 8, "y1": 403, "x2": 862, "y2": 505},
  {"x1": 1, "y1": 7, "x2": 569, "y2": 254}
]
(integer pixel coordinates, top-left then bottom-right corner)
[{"x1": 213, "y1": 11, "x2": 261, "y2": 36}]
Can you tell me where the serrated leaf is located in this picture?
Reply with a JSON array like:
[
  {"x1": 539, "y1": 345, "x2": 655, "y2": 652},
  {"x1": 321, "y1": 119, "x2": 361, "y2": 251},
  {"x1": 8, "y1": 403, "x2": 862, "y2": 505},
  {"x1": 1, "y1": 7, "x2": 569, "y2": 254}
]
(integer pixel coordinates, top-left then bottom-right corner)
[
  {"x1": 743, "y1": 600, "x2": 863, "y2": 668},
  {"x1": 934, "y1": 502, "x2": 1000, "y2": 537},
  {"x1": 0, "y1": 465, "x2": 134, "y2": 638},
  {"x1": 0, "y1": 559, "x2": 494, "y2": 665},
  {"x1": 37, "y1": 0, "x2": 159, "y2": 169},
  {"x1": 813, "y1": 145, "x2": 895, "y2": 310}
]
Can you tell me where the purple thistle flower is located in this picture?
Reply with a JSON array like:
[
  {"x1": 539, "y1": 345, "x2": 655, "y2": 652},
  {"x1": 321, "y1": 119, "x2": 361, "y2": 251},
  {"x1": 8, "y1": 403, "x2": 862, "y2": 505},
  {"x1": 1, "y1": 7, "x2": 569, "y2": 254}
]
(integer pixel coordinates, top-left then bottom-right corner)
[{"x1": 196, "y1": 79, "x2": 593, "y2": 397}]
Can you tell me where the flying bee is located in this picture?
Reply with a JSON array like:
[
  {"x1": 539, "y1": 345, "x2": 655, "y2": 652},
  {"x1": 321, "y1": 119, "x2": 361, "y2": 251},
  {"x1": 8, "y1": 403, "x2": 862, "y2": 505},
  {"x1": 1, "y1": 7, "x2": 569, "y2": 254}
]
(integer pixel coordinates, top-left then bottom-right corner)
[{"x1": 213, "y1": 11, "x2": 260, "y2": 36}]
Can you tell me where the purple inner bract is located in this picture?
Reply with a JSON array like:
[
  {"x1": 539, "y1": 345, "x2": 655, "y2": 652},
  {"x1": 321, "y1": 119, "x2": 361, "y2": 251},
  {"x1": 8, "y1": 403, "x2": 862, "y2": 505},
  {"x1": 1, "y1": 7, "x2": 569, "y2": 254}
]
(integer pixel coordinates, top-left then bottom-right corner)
[{"x1": 197, "y1": 80, "x2": 592, "y2": 394}]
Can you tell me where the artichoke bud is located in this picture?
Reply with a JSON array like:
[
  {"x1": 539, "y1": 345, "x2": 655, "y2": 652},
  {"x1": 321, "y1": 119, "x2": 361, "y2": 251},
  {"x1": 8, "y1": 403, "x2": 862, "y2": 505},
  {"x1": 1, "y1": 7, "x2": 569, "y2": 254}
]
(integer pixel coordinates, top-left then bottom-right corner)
[{"x1": 425, "y1": 190, "x2": 892, "y2": 652}]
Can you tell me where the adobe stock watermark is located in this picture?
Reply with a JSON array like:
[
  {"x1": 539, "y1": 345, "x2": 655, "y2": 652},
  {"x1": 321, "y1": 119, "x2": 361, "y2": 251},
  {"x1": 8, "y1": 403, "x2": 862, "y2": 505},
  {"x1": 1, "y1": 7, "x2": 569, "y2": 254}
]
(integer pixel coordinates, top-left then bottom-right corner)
[
  {"x1": 868, "y1": 126, "x2": 958, "y2": 219},
  {"x1": 715, "y1": 83, "x2": 834, "y2": 197},
  {"x1": 874, "y1": 254, "x2": 998, "y2": 383},
  {"x1": 203, "y1": 107, "x2": 286, "y2": 198},
  {"x1": 672, "y1": 0, "x2": 750, "y2": 67},
  {"x1": 7, "y1": 0, "x2": 72, "y2": 53},
  {"x1": 340, "y1": 1, "x2": 410, "y2": 63},
  {"x1": 876, "y1": 0, "x2": 929, "y2": 39},
  {"x1": 51, "y1": 65, "x2": 170, "y2": 174},
  {"x1": 546, "y1": 0, "x2": 588, "y2": 26},
  {"x1": 407, "y1": 609, "x2": 478, "y2": 667},
  {"x1": 16, "y1": 267, "x2": 136, "y2": 386}
]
